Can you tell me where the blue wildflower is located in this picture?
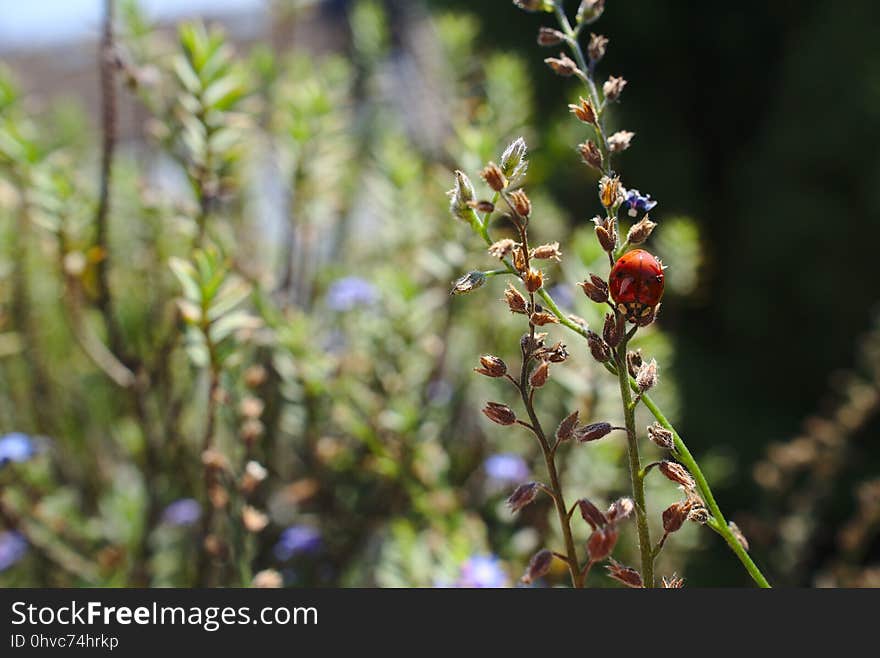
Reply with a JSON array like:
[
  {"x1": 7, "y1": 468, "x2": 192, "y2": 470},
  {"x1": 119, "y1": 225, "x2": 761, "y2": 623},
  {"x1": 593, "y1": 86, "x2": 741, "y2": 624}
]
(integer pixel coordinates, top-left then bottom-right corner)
[
  {"x1": 456, "y1": 555, "x2": 509, "y2": 588},
  {"x1": 274, "y1": 525, "x2": 322, "y2": 560},
  {"x1": 161, "y1": 498, "x2": 201, "y2": 527},
  {"x1": 484, "y1": 453, "x2": 530, "y2": 484},
  {"x1": 0, "y1": 531, "x2": 27, "y2": 572},
  {"x1": 621, "y1": 188, "x2": 657, "y2": 217},
  {"x1": 326, "y1": 277, "x2": 377, "y2": 312},
  {"x1": 0, "y1": 433, "x2": 36, "y2": 467}
]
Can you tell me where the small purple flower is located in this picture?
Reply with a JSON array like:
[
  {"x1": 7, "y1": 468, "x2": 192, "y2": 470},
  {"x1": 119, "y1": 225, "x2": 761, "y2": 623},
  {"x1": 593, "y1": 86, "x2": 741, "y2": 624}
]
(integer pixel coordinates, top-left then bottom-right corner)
[
  {"x1": 274, "y1": 525, "x2": 322, "y2": 560},
  {"x1": 484, "y1": 453, "x2": 530, "y2": 484},
  {"x1": 456, "y1": 555, "x2": 509, "y2": 588},
  {"x1": 161, "y1": 498, "x2": 201, "y2": 527},
  {"x1": 326, "y1": 277, "x2": 377, "y2": 312},
  {"x1": 0, "y1": 433, "x2": 36, "y2": 467},
  {"x1": 0, "y1": 531, "x2": 27, "y2": 572},
  {"x1": 621, "y1": 188, "x2": 657, "y2": 218}
]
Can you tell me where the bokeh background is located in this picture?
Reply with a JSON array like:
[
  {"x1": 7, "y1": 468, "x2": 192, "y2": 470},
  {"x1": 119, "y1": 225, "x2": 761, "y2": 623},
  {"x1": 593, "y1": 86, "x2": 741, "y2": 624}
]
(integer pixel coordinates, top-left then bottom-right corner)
[{"x1": 1, "y1": 0, "x2": 879, "y2": 587}]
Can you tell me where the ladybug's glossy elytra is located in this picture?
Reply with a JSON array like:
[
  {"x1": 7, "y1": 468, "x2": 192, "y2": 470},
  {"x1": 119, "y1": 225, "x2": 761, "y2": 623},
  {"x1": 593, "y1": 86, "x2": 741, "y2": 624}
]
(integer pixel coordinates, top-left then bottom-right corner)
[{"x1": 609, "y1": 249, "x2": 665, "y2": 323}]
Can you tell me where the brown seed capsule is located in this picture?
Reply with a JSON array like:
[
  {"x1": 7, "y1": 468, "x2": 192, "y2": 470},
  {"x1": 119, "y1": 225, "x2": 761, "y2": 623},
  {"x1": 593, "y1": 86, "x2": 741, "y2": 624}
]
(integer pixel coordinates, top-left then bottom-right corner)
[
  {"x1": 569, "y1": 97, "x2": 597, "y2": 125},
  {"x1": 587, "y1": 33, "x2": 609, "y2": 62},
  {"x1": 530, "y1": 361, "x2": 551, "y2": 388},
  {"x1": 587, "y1": 330, "x2": 612, "y2": 363},
  {"x1": 531, "y1": 242, "x2": 562, "y2": 261},
  {"x1": 475, "y1": 355, "x2": 507, "y2": 378},
  {"x1": 482, "y1": 402, "x2": 517, "y2": 426},
  {"x1": 603, "y1": 312, "x2": 625, "y2": 348},
  {"x1": 587, "y1": 525, "x2": 619, "y2": 562},
  {"x1": 520, "y1": 332, "x2": 547, "y2": 357},
  {"x1": 535, "y1": 341, "x2": 569, "y2": 363},
  {"x1": 504, "y1": 283, "x2": 528, "y2": 314},
  {"x1": 578, "y1": 498, "x2": 608, "y2": 530},
  {"x1": 544, "y1": 53, "x2": 578, "y2": 77},
  {"x1": 451, "y1": 271, "x2": 487, "y2": 295},
  {"x1": 627, "y1": 216, "x2": 657, "y2": 245},
  {"x1": 626, "y1": 349, "x2": 643, "y2": 378},
  {"x1": 507, "y1": 481, "x2": 541, "y2": 512},
  {"x1": 662, "y1": 501, "x2": 692, "y2": 534},
  {"x1": 577, "y1": 0, "x2": 606, "y2": 24},
  {"x1": 606, "y1": 559, "x2": 643, "y2": 588},
  {"x1": 522, "y1": 549, "x2": 555, "y2": 584},
  {"x1": 488, "y1": 238, "x2": 517, "y2": 259},
  {"x1": 647, "y1": 422, "x2": 675, "y2": 450},
  {"x1": 509, "y1": 189, "x2": 532, "y2": 218},
  {"x1": 607, "y1": 130, "x2": 635, "y2": 153},
  {"x1": 595, "y1": 224, "x2": 616, "y2": 252},
  {"x1": 578, "y1": 140, "x2": 603, "y2": 170},
  {"x1": 530, "y1": 311, "x2": 558, "y2": 326},
  {"x1": 537, "y1": 26, "x2": 565, "y2": 46},
  {"x1": 606, "y1": 497, "x2": 634, "y2": 524},
  {"x1": 575, "y1": 421, "x2": 613, "y2": 443},
  {"x1": 603, "y1": 75, "x2": 628, "y2": 102},
  {"x1": 636, "y1": 359, "x2": 658, "y2": 392},
  {"x1": 579, "y1": 274, "x2": 609, "y2": 303},
  {"x1": 524, "y1": 268, "x2": 544, "y2": 293},
  {"x1": 599, "y1": 176, "x2": 622, "y2": 208},
  {"x1": 480, "y1": 162, "x2": 507, "y2": 191},
  {"x1": 556, "y1": 410, "x2": 580, "y2": 442},
  {"x1": 659, "y1": 460, "x2": 696, "y2": 490},
  {"x1": 467, "y1": 199, "x2": 496, "y2": 214}
]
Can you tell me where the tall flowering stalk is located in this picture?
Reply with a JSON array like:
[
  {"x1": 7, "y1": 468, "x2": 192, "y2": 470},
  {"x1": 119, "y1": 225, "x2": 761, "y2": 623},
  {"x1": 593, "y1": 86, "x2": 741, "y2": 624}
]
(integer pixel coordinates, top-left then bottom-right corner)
[{"x1": 450, "y1": 0, "x2": 771, "y2": 587}]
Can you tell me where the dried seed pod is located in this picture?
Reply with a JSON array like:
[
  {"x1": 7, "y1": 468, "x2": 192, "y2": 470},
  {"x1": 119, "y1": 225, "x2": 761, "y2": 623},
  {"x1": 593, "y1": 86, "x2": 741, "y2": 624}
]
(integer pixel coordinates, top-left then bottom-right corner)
[
  {"x1": 537, "y1": 26, "x2": 565, "y2": 46},
  {"x1": 488, "y1": 238, "x2": 517, "y2": 259},
  {"x1": 575, "y1": 421, "x2": 613, "y2": 443},
  {"x1": 569, "y1": 96, "x2": 597, "y2": 125},
  {"x1": 627, "y1": 216, "x2": 657, "y2": 245},
  {"x1": 578, "y1": 498, "x2": 608, "y2": 530},
  {"x1": 599, "y1": 176, "x2": 622, "y2": 208},
  {"x1": 507, "y1": 482, "x2": 541, "y2": 512},
  {"x1": 524, "y1": 268, "x2": 544, "y2": 293},
  {"x1": 606, "y1": 497, "x2": 635, "y2": 524},
  {"x1": 531, "y1": 242, "x2": 562, "y2": 261},
  {"x1": 579, "y1": 274, "x2": 609, "y2": 303},
  {"x1": 530, "y1": 361, "x2": 550, "y2": 388},
  {"x1": 647, "y1": 422, "x2": 675, "y2": 450},
  {"x1": 662, "y1": 501, "x2": 692, "y2": 534},
  {"x1": 603, "y1": 75, "x2": 628, "y2": 102},
  {"x1": 475, "y1": 355, "x2": 507, "y2": 378},
  {"x1": 545, "y1": 52, "x2": 578, "y2": 76},
  {"x1": 636, "y1": 359, "x2": 658, "y2": 392},
  {"x1": 587, "y1": 525, "x2": 619, "y2": 562},
  {"x1": 587, "y1": 330, "x2": 612, "y2": 363},
  {"x1": 468, "y1": 199, "x2": 496, "y2": 214},
  {"x1": 606, "y1": 559, "x2": 643, "y2": 588},
  {"x1": 556, "y1": 410, "x2": 580, "y2": 442},
  {"x1": 577, "y1": 0, "x2": 606, "y2": 24},
  {"x1": 504, "y1": 283, "x2": 528, "y2": 314},
  {"x1": 522, "y1": 549, "x2": 555, "y2": 584},
  {"x1": 530, "y1": 311, "x2": 558, "y2": 326},
  {"x1": 536, "y1": 342, "x2": 569, "y2": 363},
  {"x1": 509, "y1": 189, "x2": 532, "y2": 218},
  {"x1": 595, "y1": 224, "x2": 616, "y2": 252},
  {"x1": 602, "y1": 312, "x2": 625, "y2": 348},
  {"x1": 659, "y1": 461, "x2": 696, "y2": 490},
  {"x1": 578, "y1": 140, "x2": 603, "y2": 170},
  {"x1": 480, "y1": 162, "x2": 507, "y2": 191},
  {"x1": 482, "y1": 402, "x2": 517, "y2": 426},
  {"x1": 626, "y1": 349, "x2": 643, "y2": 378},
  {"x1": 451, "y1": 271, "x2": 487, "y2": 295},
  {"x1": 587, "y1": 33, "x2": 609, "y2": 62},
  {"x1": 607, "y1": 130, "x2": 635, "y2": 153}
]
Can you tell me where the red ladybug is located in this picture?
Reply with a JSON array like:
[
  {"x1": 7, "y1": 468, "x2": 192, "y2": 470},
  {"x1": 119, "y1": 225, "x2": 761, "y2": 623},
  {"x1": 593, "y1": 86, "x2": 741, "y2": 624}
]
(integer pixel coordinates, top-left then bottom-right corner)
[{"x1": 609, "y1": 249, "x2": 665, "y2": 324}]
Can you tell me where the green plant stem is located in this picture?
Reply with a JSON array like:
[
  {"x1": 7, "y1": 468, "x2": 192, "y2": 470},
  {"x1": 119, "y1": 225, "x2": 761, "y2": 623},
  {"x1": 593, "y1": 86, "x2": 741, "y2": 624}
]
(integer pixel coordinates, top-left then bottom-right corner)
[{"x1": 614, "y1": 336, "x2": 654, "y2": 587}]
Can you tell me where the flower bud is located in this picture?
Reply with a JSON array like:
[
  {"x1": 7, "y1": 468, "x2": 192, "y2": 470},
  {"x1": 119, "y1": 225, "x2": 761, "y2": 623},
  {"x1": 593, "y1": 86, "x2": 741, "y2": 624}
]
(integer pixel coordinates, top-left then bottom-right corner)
[
  {"x1": 556, "y1": 410, "x2": 580, "y2": 442},
  {"x1": 569, "y1": 97, "x2": 597, "y2": 125},
  {"x1": 636, "y1": 358, "x2": 658, "y2": 392},
  {"x1": 587, "y1": 525, "x2": 619, "y2": 562},
  {"x1": 627, "y1": 216, "x2": 657, "y2": 245},
  {"x1": 544, "y1": 53, "x2": 578, "y2": 77},
  {"x1": 578, "y1": 498, "x2": 608, "y2": 530},
  {"x1": 500, "y1": 137, "x2": 528, "y2": 179},
  {"x1": 578, "y1": 140, "x2": 603, "y2": 170},
  {"x1": 577, "y1": 0, "x2": 606, "y2": 24},
  {"x1": 659, "y1": 460, "x2": 696, "y2": 490},
  {"x1": 488, "y1": 238, "x2": 517, "y2": 259},
  {"x1": 530, "y1": 361, "x2": 550, "y2": 388},
  {"x1": 608, "y1": 131, "x2": 635, "y2": 153},
  {"x1": 606, "y1": 559, "x2": 643, "y2": 588},
  {"x1": 647, "y1": 422, "x2": 674, "y2": 450},
  {"x1": 575, "y1": 421, "x2": 613, "y2": 443},
  {"x1": 480, "y1": 162, "x2": 507, "y2": 192},
  {"x1": 537, "y1": 27, "x2": 565, "y2": 46},
  {"x1": 531, "y1": 242, "x2": 561, "y2": 261},
  {"x1": 451, "y1": 270, "x2": 487, "y2": 295},
  {"x1": 504, "y1": 283, "x2": 528, "y2": 314},
  {"x1": 587, "y1": 33, "x2": 609, "y2": 62},
  {"x1": 603, "y1": 75, "x2": 627, "y2": 102},
  {"x1": 587, "y1": 330, "x2": 612, "y2": 363},
  {"x1": 522, "y1": 549, "x2": 555, "y2": 584},
  {"x1": 475, "y1": 355, "x2": 507, "y2": 378},
  {"x1": 507, "y1": 481, "x2": 540, "y2": 512},
  {"x1": 603, "y1": 312, "x2": 625, "y2": 348},
  {"x1": 482, "y1": 402, "x2": 517, "y2": 426},
  {"x1": 448, "y1": 170, "x2": 476, "y2": 221},
  {"x1": 524, "y1": 268, "x2": 544, "y2": 293},
  {"x1": 508, "y1": 189, "x2": 532, "y2": 218},
  {"x1": 579, "y1": 274, "x2": 608, "y2": 303}
]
